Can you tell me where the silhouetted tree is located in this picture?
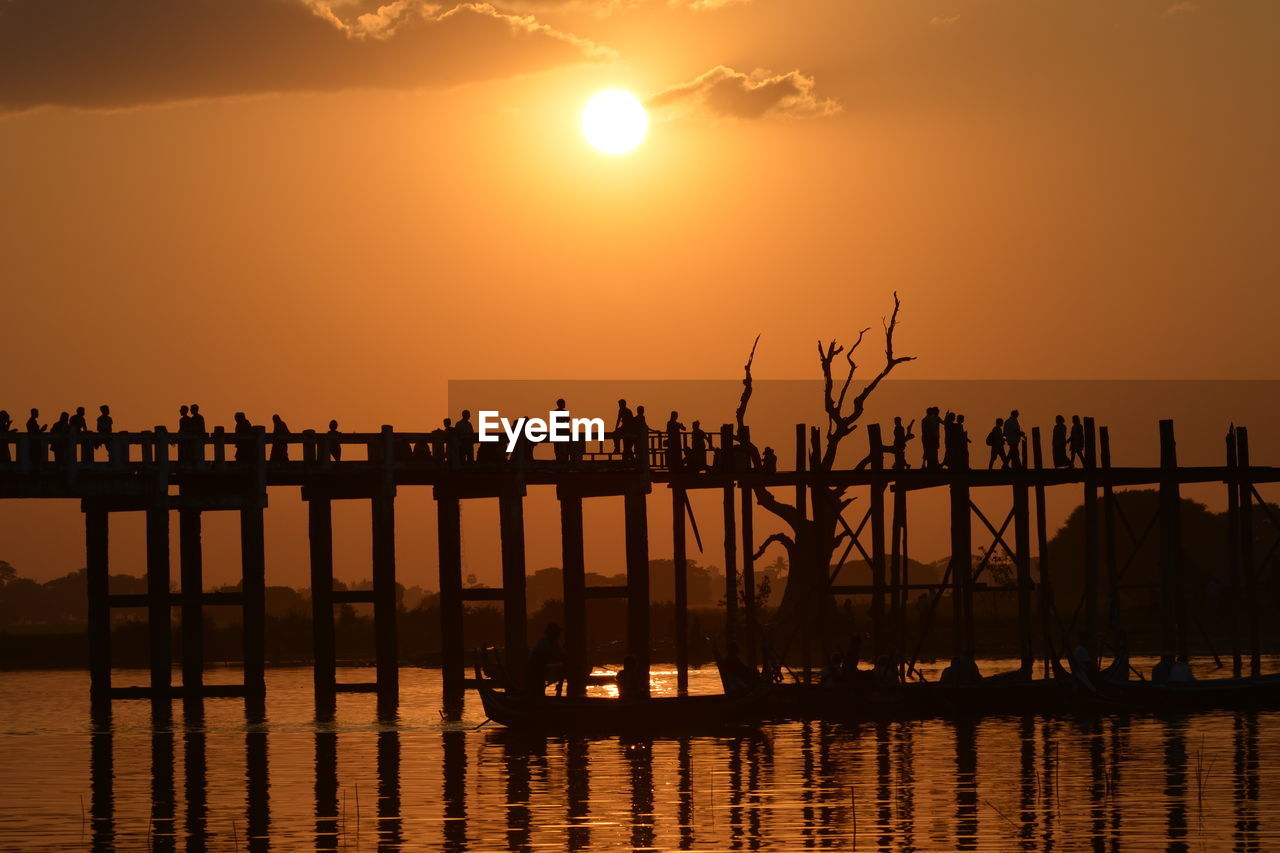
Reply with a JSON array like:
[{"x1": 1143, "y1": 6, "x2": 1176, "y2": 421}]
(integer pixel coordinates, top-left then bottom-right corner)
[{"x1": 738, "y1": 292, "x2": 915, "y2": 656}]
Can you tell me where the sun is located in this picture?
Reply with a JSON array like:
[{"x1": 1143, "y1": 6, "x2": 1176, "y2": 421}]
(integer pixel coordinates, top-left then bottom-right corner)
[{"x1": 581, "y1": 90, "x2": 648, "y2": 155}]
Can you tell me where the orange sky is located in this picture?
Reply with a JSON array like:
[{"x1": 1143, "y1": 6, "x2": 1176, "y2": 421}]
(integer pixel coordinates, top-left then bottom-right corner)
[{"x1": 1, "y1": 0, "x2": 1277, "y2": 584}]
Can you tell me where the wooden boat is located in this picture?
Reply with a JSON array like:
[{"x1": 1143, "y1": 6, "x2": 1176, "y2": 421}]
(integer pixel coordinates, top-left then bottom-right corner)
[
  {"x1": 476, "y1": 678, "x2": 772, "y2": 732},
  {"x1": 1094, "y1": 672, "x2": 1280, "y2": 711}
]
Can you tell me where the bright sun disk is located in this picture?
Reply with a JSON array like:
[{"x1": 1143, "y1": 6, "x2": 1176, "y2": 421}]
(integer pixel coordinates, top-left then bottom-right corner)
[{"x1": 581, "y1": 89, "x2": 648, "y2": 155}]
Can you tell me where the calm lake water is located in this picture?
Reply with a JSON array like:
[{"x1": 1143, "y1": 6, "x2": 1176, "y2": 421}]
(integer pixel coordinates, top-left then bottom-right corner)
[{"x1": 0, "y1": 663, "x2": 1276, "y2": 851}]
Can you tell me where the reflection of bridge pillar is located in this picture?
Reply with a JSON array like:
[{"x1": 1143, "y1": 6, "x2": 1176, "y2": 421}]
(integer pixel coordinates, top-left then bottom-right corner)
[
  {"x1": 436, "y1": 493, "x2": 465, "y2": 711},
  {"x1": 625, "y1": 483, "x2": 651, "y2": 696},
  {"x1": 558, "y1": 488, "x2": 588, "y2": 697}
]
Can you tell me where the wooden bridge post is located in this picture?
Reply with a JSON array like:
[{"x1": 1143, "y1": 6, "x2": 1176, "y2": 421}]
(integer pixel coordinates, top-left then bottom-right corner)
[
  {"x1": 624, "y1": 483, "x2": 651, "y2": 697},
  {"x1": 85, "y1": 505, "x2": 111, "y2": 703},
  {"x1": 795, "y1": 424, "x2": 810, "y2": 681},
  {"x1": 308, "y1": 498, "x2": 337, "y2": 713},
  {"x1": 1013, "y1": 445, "x2": 1033, "y2": 672},
  {"x1": 720, "y1": 424, "x2": 739, "y2": 650},
  {"x1": 558, "y1": 487, "x2": 588, "y2": 697},
  {"x1": 146, "y1": 504, "x2": 171, "y2": 697},
  {"x1": 372, "y1": 492, "x2": 398, "y2": 708},
  {"x1": 498, "y1": 485, "x2": 528, "y2": 687},
  {"x1": 1031, "y1": 428, "x2": 1056, "y2": 674},
  {"x1": 436, "y1": 493, "x2": 465, "y2": 711},
  {"x1": 1237, "y1": 426, "x2": 1259, "y2": 677},
  {"x1": 867, "y1": 424, "x2": 887, "y2": 660},
  {"x1": 1225, "y1": 429, "x2": 1243, "y2": 677},
  {"x1": 949, "y1": 482, "x2": 973, "y2": 657},
  {"x1": 240, "y1": 503, "x2": 266, "y2": 699},
  {"x1": 739, "y1": 425, "x2": 757, "y2": 668},
  {"x1": 671, "y1": 485, "x2": 690, "y2": 696},
  {"x1": 1158, "y1": 419, "x2": 1186, "y2": 660},
  {"x1": 1099, "y1": 427, "x2": 1120, "y2": 653},
  {"x1": 179, "y1": 509, "x2": 203, "y2": 693},
  {"x1": 1083, "y1": 417, "x2": 1100, "y2": 658},
  {"x1": 889, "y1": 485, "x2": 907, "y2": 675}
]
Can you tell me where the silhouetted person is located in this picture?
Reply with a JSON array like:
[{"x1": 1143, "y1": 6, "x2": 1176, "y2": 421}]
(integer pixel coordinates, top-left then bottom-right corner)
[
  {"x1": 1068, "y1": 415, "x2": 1085, "y2": 467},
  {"x1": 327, "y1": 419, "x2": 342, "y2": 462},
  {"x1": 921, "y1": 406, "x2": 942, "y2": 469},
  {"x1": 68, "y1": 406, "x2": 88, "y2": 463},
  {"x1": 189, "y1": 404, "x2": 206, "y2": 435},
  {"x1": 945, "y1": 414, "x2": 971, "y2": 469},
  {"x1": 1003, "y1": 409, "x2": 1024, "y2": 468},
  {"x1": 1051, "y1": 414, "x2": 1070, "y2": 469},
  {"x1": 719, "y1": 642, "x2": 756, "y2": 693},
  {"x1": 686, "y1": 420, "x2": 708, "y2": 472},
  {"x1": 433, "y1": 418, "x2": 449, "y2": 466},
  {"x1": 761, "y1": 446, "x2": 777, "y2": 473},
  {"x1": 1152, "y1": 653, "x2": 1174, "y2": 684},
  {"x1": 49, "y1": 411, "x2": 71, "y2": 465},
  {"x1": 985, "y1": 418, "x2": 1007, "y2": 469},
  {"x1": 664, "y1": 411, "x2": 685, "y2": 471},
  {"x1": 25, "y1": 408, "x2": 46, "y2": 465},
  {"x1": 614, "y1": 399, "x2": 633, "y2": 458},
  {"x1": 176, "y1": 405, "x2": 193, "y2": 464},
  {"x1": 233, "y1": 412, "x2": 255, "y2": 464},
  {"x1": 941, "y1": 412, "x2": 957, "y2": 468},
  {"x1": 553, "y1": 399, "x2": 570, "y2": 464},
  {"x1": 891, "y1": 416, "x2": 915, "y2": 470},
  {"x1": 95, "y1": 405, "x2": 113, "y2": 462},
  {"x1": 525, "y1": 622, "x2": 565, "y2": 697},
  {"x1": 455, "y1": 410, "x2": 475, "y2": 464},
  {"x1": 1169, "y1": 655, "x2": 1195, "y2": 683},
  {"x1": 631, "y1": 405, "x2": 650, "y2": 463},
  {"x1": 269, "y1": 414, "x2": 290, "y2": 463},
  {"x1": 0, "y1": 410, "x2": 11, "y2": 464},
  {"x1": 69, "y1": 406, "x2": 86, "y2": 434},
  {"x1": 616, "y1": 654, "x2": 646, "y2": 700}
]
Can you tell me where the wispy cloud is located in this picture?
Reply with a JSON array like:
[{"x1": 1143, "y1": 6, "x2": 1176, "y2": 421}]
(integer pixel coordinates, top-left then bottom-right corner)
[
  {"x1": 649, "y1": 65, "x2": 840, "y2": 120},
  {"x1": 0, "y1": 0, "x2": 613, "y2": 115}
]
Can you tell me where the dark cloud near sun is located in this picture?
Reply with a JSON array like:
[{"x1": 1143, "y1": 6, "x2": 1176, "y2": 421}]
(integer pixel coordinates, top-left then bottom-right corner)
[
  {"x1": 649, "y1": 65, "x2": 840, "y2": 120},
  {"x1": 0, "y1": 0, "x2": 613, "y2": 115}
]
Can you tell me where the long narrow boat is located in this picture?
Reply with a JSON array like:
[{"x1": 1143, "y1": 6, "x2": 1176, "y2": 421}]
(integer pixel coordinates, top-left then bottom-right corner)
[
  {"x1": 476, "y1": 678, "x2": 772, "y2": 732},
  {"x1": 1094, "y1": 672, "x2": 1280, "y2": 711},
  {"x1": 765, "y1": 676, "x2": 1076, "y2": 721}
]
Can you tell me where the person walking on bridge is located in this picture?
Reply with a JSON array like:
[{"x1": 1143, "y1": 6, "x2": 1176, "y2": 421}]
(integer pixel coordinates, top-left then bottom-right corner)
[
  {"x1": 95, "y1": 405, "x2": 114, "y2": 463},
  {"x1": 920, "y1": 406, "x2": 942, "y2": 469},
  {"x1": 665, "y1": 411, "x2": 685, "y2": 471},
  {"x1": 985, "y1": 418, "x2": 1007, "y2": 469},
  {"x1": 1051, "y1": 415, "x2": 1070, "y2": 469},
  {"x1": 1068, "y1": 415, "x2": 1085, "y2": 468},
  {"x1": 269, "y1": 414, "x2": 291, "y2": 464},
  {"x1": 1002, "y1": 409, "x2": 1024, "y2": 468},
  {"x1": 0, "y1": 410, "x2": 12, "y2": 464},
  {"x1": 891, "y1": 416, "x2": 915, "y2": 470},
  {"x1": 614, "y1": 399, "x2": 634, "y2": 459},
  {"x1": 455, "y1": 410, "x2": 475, "y2": 464},
  {"x1": 686, "y1": 420, "x2": 709, "y2": 472}
]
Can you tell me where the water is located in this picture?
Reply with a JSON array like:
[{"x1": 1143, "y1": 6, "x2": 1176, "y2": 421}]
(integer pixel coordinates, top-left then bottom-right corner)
[{"x1": 0, "y1": 665, "x2": 1276, "y2": 851}]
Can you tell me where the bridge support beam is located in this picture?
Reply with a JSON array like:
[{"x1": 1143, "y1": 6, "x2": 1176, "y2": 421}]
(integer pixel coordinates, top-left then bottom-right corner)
[
  {"x1": 240, "y1": 505, "x2": 267, "y2": 699},
  {"x1": 85, "y1": 507, "x2": 111, "y2": 704},
  {"x1": 308, "y1": 499, "x2": 336, "y2": 715},
  {"x1": 672, "y1": 485, "x2": 689, "y2": 696},
  {"x1": 559, "y1": 490, "x2": 588, "y2": 697},
  {"x1": 1082, "y1": 417, "x2": 1099, "y2": 660},
  {"x1": 625, "y1": 484, "x2": 651, "y2": 697},
  {"x1": 498, "y1": 488, "x2": 528, "y2": 688},
  {"x1": 1237, "y1": 426, "x2": 1259, "y2": 676},
  {"x1": 372, "y1": 493, "x2": 398, "y2": 712},
  {"x1": 146, "y1": 506, "x2": 171, "y2": 698},
  {"x1": 949, "y1": 483, "x2": 973, "y2": 657},
  {"x1": 437, "y1": 494, "x2": 464, "y2": 712},
  {"x1": 179, "y1": 509, "x2": 203, "y2": 693},
  {"x1": 1158, "y1": 420, "x2": 1186, "y2": 660},
  {"x1": 868, "y1": 424, "x2": 887, "y2": 660}
]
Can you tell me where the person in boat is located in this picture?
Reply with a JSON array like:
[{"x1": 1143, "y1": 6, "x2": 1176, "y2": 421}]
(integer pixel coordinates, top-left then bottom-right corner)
[
  {"x1": 1151, "y1": 653, "x2": 1175, "y2": 684},
  {"x1": 940, "y1": 653, "x2": 982, "y2": 685},
  {"x1": 1169, "y1": 655, "x2": 1195, "y2": 683},
  {"x1": 524, "y1": 622, "x2": 565, "y2": 697},
  {"x1": 820, "y1": 652, "x2": 845, "y2": 688},
  {"x1": 616, "y1": 654, "x2": 646, "y2": 700},
  {"x1": 720, "y1": 642, "x2": 757, "y2": 693},
  {"x1": 1071, "y1": 632, "x2": 1094, "y2": 678},
  {"x1": 873, "y1": 653, "x2": 900, "y2": 686},
  {"x1": 1101, "y1": 633, "x2": 1130, "y2": 682}
]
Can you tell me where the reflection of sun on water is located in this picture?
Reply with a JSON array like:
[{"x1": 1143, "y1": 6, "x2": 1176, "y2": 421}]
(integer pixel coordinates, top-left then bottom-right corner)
[{"x1": 581, "y1": 90, "x2": 648, "y2": 155}]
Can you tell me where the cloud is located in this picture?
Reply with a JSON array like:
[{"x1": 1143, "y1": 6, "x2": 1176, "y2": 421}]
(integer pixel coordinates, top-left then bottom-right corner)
[
  {"x1": 649, "y1": 66, "x2": 840, "y2": 120},
  {"x1": 930, "y1": 14, "x2": 961, "y2": 27},
  {"x1": 1162, "y1": 1, "x2": 1198, "y2": 17},
  {"x1": 0, "y1": 0, "x2": 613, "y2": 115}
]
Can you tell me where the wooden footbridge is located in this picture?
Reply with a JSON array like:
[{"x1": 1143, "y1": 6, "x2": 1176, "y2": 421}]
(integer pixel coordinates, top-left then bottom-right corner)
[{"x1": 1, "y1": 418, "x2": 1276, "y2": 716}]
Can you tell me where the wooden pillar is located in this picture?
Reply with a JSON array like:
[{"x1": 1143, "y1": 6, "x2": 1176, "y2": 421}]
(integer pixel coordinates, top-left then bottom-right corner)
[
  {"x1": 795, "y1": 424, "x2": 809, "y2": 680},
  {"x1": 240, "y1": 506, "x2": 266, "y2": 698},
  {"x1": 740, "y1": 425, "x2": 757, "y2": 668},
  {"x1": 1225, "y1": 429, "x2": 1243, "y2": 678},
  {"x1": 893, "y1": 487, "x2": 909, "y2": 674},
  {"x1": 1237, "y1": 427, "x2": 1259, "y2": 677},
  {"x1": 671, "y1": 486, "x2": 690, "y2": 696},
  {"x1": 1031, "y1": 428, "x2": 1055, "y2": 673},
  {"x1": 624, "y1": 485, "x2": 651, "y2": 697},
  {"x1": 1013, "y1": 461, "x2": 1033, "y2": 671},
  {"x1": 1158, "y1": 420, "x2": 1185, "y2": 660},
  {"x1": 146, "y1": 506, "x2": 171, "y2": 696},
  {"x1": 179, "y1": 510, "x2": 203, "y2": 691},
  {"x1": 372, "y1": 493, "x2": 398, "y2": 708},
  {"x1": 721, "y1": 424, "x2": 738, "y2": 650},
  {"x1": 559, "y1": 489, "x2": 588, "y2": 697},
  {"x1": 867, "y1": 424, "x2": 887, "y2": 659},
  {"x1": 949, "y1": 483, "x2": 972, "y2": 656},
  {"x1": 308, "y1": 499, "x2": 336, "y2": 711},
  {"x1": 498, "y1": 487, "x2": 528, "y2": 686},
  {"x1": 85, "y1": 506, "x2": 111, "y2": 702},
  {"x1": 1082, "y1": 417, "x2": 1099, "y2": 657},
  {"x1": 436, "y1": 494, "x2": 465, "y2": 710},
  {"x1": 1099, "y1": 428, "x2": 1120, "y2": 651}
]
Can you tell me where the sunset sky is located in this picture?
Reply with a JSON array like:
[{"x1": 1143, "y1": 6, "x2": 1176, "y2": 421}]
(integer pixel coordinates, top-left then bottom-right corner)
[{"x1": 1, "y1": 0, "x2": 1277, "y2": 585}]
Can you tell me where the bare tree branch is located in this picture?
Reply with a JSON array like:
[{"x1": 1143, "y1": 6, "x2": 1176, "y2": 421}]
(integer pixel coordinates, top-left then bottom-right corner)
[{"x1": 753, "y1": 531, "x2": 796, "y2": 562}]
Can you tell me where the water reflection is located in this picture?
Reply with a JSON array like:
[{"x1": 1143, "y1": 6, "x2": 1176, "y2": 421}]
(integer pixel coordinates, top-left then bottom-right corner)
[{"x1": 51, "y1": 670, "x2": 1280, "y2": 851}]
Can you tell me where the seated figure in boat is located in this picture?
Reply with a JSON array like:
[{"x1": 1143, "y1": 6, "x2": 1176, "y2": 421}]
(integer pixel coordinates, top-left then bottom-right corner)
[
  {"x1": 820, "y1": 652, "x2": 844, "y2": 688},
  {"x1": 1168, "y1": 655, "x2": 1196, "y2": 683},
  {"x1": 616, "y1": 654, "x2": 647, "y2": 700},
  {"x1": 1100, "y1": 633, "x2": 1130, "y2": 682},
  {"x1": 719, "y1": 642, "x2": 758, "y2": 693},
  {"x1": 939, "y1": 653, "x2": 982, "y2": 685},
  {"x1": 873, "y1": 653, "x2": 900, "y2": 686},
  {"x1": 1151, "y1": 653, "x2": 1175, "y2": 684},
  {"x1": 524, "y1": 623, "x2": 565, "y2": 697}
]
